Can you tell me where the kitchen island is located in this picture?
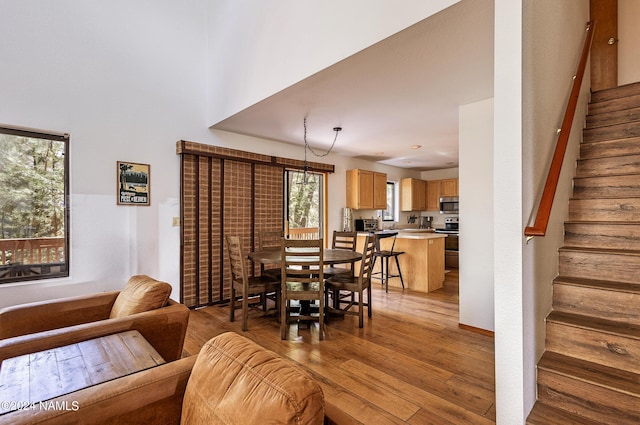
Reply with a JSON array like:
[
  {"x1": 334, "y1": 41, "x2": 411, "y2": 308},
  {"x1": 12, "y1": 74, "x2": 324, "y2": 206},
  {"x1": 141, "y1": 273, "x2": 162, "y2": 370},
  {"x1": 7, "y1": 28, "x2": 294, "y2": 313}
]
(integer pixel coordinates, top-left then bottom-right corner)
[{"x1": 357, "y1": 230, "x2": 446, "y2": 293}]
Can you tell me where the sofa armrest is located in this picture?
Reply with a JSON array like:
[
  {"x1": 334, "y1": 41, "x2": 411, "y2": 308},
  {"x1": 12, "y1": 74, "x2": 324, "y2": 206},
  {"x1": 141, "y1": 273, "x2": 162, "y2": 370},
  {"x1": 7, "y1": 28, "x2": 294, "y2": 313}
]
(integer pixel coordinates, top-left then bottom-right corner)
[
  {"x1": 0, "y1": 302, "x2": 190, "y2": 363},
  {"x1": 0, "y1": 355, "x2": 196, "y2": 425},
  {"x1": 0, "y1": 292, "x2": 120, "y2": 340}
]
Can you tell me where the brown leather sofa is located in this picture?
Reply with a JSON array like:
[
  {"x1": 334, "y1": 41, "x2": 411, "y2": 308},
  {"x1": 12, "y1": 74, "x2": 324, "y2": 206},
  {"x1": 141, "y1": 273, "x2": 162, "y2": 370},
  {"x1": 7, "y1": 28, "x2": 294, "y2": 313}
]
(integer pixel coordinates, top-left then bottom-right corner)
[
  {"x1": 0, "y1": 275, "x2": 189, "y2": 362},
  {"x1": 0, "y1": 332, "x2": 335, "y2": 425}
]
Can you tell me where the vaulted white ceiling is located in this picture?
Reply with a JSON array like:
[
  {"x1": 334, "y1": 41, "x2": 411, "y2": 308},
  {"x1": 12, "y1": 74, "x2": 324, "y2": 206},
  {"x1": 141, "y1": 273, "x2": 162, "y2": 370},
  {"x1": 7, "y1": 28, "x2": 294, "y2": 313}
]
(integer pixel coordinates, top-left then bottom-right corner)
[{"x1": 213, "y1": 0, "x2": 494, "y2": 171}]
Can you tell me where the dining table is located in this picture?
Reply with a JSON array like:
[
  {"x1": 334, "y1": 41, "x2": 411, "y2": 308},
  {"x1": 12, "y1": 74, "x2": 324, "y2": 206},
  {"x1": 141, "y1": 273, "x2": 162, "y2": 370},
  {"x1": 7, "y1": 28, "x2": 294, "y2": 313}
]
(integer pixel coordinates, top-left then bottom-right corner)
[
  {"x1": 249, "y1": 246, "x2": 362, "y2": 322},
  {"x1": 248, "y1": 247, "x2": 362, "y2": 267}
]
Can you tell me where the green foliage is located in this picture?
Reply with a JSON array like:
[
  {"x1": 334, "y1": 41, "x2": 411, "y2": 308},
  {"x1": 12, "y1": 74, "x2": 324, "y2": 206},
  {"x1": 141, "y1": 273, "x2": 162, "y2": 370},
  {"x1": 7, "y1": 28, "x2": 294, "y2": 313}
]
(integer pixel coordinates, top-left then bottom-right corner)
[
  {"x1": 0, "y1": 135, "x2": 66, "y2": 239},
  {"x1": 287, "y1": 171, "x2": 320, "y2": 229}
]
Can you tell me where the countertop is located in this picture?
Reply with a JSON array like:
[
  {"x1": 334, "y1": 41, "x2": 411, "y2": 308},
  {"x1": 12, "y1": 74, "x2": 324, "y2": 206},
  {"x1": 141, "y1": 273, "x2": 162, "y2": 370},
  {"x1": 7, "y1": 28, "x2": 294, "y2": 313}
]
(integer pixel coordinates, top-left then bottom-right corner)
[{"x1": 357, "y1": 230, "x2": 447, "y2": 240}]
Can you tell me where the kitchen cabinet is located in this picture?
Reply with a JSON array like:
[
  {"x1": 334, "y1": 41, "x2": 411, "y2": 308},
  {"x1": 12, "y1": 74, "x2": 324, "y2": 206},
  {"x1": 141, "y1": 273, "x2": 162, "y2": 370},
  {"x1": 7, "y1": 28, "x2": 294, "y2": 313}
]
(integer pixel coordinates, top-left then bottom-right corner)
[
  {"x1": 373, "y1": 172, "x2": 388, "y2": 209},
  {"x1": 441, "y1": 178, "x2": 459, "y2": 197},
  {"x1": 356, "y1": 232, "x2": 445, "y2": 292},
  {"x1": 346, "y1": 169, "x2": 387, "y2": 210},
  {"x1": 426, "y1": 180, "x2": 441, "y2": 211},
  {"x1": 400, "y1": 178, "x2": 426, "y2": 211},
  {"x1": 426, "y1": 178, "x2": 459, "y2": 211}
]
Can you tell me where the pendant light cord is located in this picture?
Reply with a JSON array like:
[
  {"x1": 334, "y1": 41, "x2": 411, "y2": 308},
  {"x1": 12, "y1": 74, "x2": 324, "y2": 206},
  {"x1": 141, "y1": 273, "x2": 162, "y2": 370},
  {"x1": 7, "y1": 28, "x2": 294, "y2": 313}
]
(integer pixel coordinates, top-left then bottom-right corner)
[{"x1": 303, "y1": 117, "x2": 341, "y2": 158}]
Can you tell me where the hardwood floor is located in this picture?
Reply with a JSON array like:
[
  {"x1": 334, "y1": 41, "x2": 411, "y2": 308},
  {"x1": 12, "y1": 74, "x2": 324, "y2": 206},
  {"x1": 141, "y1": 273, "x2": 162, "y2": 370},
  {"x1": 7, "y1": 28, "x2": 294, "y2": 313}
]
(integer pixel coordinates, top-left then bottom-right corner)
[{"x1": 183, "y1": 269, "x2": 496, "y2": 424}]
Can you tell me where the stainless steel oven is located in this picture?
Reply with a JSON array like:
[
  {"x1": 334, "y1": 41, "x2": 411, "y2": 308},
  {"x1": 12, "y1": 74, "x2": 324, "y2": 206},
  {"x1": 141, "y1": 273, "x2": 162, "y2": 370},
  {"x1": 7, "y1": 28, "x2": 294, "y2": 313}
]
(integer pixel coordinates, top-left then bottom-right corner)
[
  {"x1": 435, "y1": 217, "x2": 459, "y2": 268},
  {"x1": 443, "y1": 233, "x2": 458, "y2": 251}
]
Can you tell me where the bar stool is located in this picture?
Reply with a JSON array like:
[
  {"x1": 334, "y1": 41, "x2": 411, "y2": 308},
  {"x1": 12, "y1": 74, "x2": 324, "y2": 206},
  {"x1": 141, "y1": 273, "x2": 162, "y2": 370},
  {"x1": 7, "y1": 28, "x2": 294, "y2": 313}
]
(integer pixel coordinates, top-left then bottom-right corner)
[{"x1": 371, "y1": 232, "x2": 404, "y2": 293}]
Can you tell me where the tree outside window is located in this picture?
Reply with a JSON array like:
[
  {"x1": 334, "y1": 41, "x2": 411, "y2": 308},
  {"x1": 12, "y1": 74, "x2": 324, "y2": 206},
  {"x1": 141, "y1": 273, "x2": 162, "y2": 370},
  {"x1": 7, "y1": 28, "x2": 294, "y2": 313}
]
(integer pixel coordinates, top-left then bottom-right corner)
[
  {"x1": 285, "y1": 170, "x2": 323, "y2": 239},
  {"x1": 0, "y1": 127, "x2": 69, "y2": 282},
  {"x1": 382, "y1": 181, "x2": 397, "y2": 221}
]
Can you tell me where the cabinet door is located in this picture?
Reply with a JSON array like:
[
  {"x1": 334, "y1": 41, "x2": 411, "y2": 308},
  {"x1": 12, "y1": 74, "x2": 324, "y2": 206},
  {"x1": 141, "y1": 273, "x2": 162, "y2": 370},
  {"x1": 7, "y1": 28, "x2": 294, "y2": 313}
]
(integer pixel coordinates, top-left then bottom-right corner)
[
  {"x1": 400, "y1": 178, "x2": 413, "y2": 211},
  {"x1": 427, "y1": 180, "x2": 441, "y2": 211},
  {"x1": 414, "y1": 179, "x2": 426, "y2": 210},
  {"x1": 441, "y1": 178, "x2": 458, "y2": 197},
  {"x1": 401, "y1": 178, "x2": 427, "y2": 211},
  {"x1": 373, "y1": 172, "x2": 387, "y2": 209},
  {"x1": 358, "y1": 170, "x2": 374, "y2": 209}
]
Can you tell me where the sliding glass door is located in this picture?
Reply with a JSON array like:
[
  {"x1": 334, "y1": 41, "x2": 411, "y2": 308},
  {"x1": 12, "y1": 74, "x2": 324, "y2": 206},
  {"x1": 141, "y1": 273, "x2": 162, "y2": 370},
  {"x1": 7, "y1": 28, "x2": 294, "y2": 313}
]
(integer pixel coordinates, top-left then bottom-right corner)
[{"x1": 285, "y1": 170, "x2": 324, "y2": 239}]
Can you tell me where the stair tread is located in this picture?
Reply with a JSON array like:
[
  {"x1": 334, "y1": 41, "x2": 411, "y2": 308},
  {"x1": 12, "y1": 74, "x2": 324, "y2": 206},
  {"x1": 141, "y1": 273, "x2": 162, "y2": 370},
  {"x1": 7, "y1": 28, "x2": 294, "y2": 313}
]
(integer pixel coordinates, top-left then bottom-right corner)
[
  {"x1": 572, "y1": 194, "x2": 640, "y2": 200},
  {"x1": 565, "y1": 220, "x2": 640, "y2": 224},
  {"x1": 559, "y1": 245, "x2": 640, "y2": 256},
  {"x1": 591, "y1": 82, "x2": 640, "y2": 103},
  {"x1": 587, "y1": 105, "x2": 640, "y2": 122},
  {"x1": 554, "y1": 275, "x2": 640, "y2": 294},
  {"x1": 581, "y1": 134, "x2": 640, "y2": 144},
  {"x1": 584, "y1": 117, "x2": 640, "y2": 130},
  {"x1": 527, "y1": 402, "x2": 608, "y2": 425},
  {"x1": 573, "y1": 172, "x2": 640, "y2": 179},
  {"x1": 538, "y1": 351, "x2": 640, "y2": 397},
  {"x1": 547, "y1": 310, "x2": 640, "y2": 339}
]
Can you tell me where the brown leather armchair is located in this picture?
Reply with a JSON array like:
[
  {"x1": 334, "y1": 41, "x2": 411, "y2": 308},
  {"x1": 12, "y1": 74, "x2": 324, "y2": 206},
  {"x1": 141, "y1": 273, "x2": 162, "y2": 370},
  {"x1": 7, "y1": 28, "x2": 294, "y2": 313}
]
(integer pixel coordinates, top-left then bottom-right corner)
[
  {"x1": 0, "y1": 275, "x2": 189, "y2": 362},
  {"x1": 0, "y1": 332, "x2": 340, "y2": 425}
]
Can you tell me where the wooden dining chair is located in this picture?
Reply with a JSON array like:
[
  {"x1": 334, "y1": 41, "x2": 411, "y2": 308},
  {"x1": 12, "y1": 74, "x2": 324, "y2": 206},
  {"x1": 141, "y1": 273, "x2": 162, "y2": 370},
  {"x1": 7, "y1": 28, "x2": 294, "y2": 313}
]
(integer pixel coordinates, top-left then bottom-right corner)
[
  {"x1": 225, "y1": 235, "x2": 280, "y2": 331},
  {"x1": 257, "y1": 230, "x2": 284, "y2": 279},
  {"x1": 325, "y1": 234, "x2": 375, "y2": 328},
  {"x1": 280, "y1": 238, "x2": 324, "y2": 340},
  {"x1": 324, "y1": 230, "x2": 357, "y2": 278}
]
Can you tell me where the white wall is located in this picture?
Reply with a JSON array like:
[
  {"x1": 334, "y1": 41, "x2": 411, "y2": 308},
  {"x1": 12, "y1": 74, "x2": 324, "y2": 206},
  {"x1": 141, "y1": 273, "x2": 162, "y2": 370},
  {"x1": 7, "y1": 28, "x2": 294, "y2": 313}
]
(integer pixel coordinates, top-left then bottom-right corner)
[
  {"x1": 459, "y1": 98, "x2": 494, "y2": 332},
  {"x1": 0, "y1": 0, "x2": 435, "y2": 308},
  {"x1": 522, "y1": 0, "x2": 590, "y2": 421},
  {"x1": 0, "y1": 0, "x2": 216, "y2": 306},
  {"x1": 206, "y1": 0, "x2": 460, "y2": 124},
  {"x1": 619, "y1": 0, "x2": 640, "y2": 85},
  {"x1": 494, "y1": 2, "x2": 524, "y2": 422},
  {"x1": 494, "y1": 0, "x2": 591, "y2": 423}
]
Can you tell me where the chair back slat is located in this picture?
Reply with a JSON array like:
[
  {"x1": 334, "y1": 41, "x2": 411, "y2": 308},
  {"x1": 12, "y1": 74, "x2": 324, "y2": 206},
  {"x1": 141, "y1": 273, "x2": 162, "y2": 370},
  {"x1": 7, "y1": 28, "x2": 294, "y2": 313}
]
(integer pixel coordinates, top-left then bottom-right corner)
[
  {"x1": 281, "y1": 239, "x2": 324, "y2": 284},
  {"x1": 280, "y1": 238, "x2": 325, "y2": 339},
  {"x1": 225, "y1": 235, "x2": 248, "y2": 284},
  {"x1": 358, "y1": 235, "x2": 376, "y2": 282},
  {"x1": 258, "y1": 230, "x2": 283, "y2": 250},
  {"x1": 332, "y1": 231, "x2": 357, "y2": 251}
]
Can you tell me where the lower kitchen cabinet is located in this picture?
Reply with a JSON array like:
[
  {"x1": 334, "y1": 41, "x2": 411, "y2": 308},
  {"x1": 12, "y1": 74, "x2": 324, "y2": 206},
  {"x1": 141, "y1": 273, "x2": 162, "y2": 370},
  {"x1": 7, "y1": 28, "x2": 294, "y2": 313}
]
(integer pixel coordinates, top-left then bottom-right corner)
[
  {"x1": 445, "y1": 250, "x2": 459, "y2": 269},
  {"x1": 356, "y1": 233, "x2": 445, "y2": 293}
]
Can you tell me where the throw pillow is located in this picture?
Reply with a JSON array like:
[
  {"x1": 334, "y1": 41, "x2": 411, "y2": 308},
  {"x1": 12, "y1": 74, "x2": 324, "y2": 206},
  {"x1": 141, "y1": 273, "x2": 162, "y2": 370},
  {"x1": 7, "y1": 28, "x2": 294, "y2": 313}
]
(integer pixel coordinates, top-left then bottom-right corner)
[{"x1": 109, "y1": 275, "x2": 172, "y2": 318}]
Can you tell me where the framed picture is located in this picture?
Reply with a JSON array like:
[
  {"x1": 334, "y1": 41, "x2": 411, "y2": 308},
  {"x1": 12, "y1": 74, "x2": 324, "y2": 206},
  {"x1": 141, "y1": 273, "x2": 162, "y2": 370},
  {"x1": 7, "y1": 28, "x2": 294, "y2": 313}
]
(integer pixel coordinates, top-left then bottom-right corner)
[{"x1": 117, "y1": 161, "x2": 150, "y2": 206}]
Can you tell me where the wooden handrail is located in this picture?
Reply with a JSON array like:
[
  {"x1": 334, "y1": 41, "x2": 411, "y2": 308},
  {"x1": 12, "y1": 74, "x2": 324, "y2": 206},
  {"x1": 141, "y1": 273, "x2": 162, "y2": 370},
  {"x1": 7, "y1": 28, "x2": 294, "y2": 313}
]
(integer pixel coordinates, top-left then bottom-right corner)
[{"x1": 525, "y1": 21, "x2": 595, "y2": 241}]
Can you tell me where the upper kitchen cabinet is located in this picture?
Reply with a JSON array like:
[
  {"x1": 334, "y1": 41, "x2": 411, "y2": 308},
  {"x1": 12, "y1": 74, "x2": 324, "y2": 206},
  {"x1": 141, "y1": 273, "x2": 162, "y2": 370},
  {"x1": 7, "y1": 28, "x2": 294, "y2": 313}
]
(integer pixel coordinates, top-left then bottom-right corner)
[
  {"x1": 426, "y1": 180, "x2": 441, "y2": 211},
  {"x1": 441, "y1": 178, "x2": 459, "y2": 197},
  {"x1": 400, "y1": 178, "x2": 426, "y2": 211},
  {"x1": 346, "y1": 169, "x2": 387, "y2": 210},
  {"x1": 426, "y1": 178, "x2": 459, "y2": 210}
]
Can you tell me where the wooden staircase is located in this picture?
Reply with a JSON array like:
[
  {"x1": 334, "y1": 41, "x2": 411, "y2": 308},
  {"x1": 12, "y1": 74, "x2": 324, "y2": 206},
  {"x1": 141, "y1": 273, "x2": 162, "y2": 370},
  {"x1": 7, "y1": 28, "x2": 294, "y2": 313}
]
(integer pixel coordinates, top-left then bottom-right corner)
[{"x1": 527, "y1": 81, "x2": 640, "y2": 425}]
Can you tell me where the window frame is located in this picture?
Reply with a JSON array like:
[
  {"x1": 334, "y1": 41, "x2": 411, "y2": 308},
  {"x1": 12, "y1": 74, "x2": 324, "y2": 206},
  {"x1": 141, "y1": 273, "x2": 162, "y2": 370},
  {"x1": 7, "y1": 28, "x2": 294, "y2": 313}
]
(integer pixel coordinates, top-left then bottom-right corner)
[
  {"x1": 382, "y1": 181, "x2": 398, "y2": 222},
  {"x1": 0, "y1": 125, "x2": 70, "y2": 283},
  {"x1": 284, "y1": 169, "x2": 326, "y2": 239}
]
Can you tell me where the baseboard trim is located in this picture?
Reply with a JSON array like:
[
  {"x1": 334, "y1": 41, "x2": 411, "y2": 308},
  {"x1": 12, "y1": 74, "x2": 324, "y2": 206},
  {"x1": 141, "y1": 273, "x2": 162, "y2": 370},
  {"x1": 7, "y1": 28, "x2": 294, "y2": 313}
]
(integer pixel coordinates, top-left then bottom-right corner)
[{"x1": 458, "y1": 323, "x2": 495, "y2": 337}]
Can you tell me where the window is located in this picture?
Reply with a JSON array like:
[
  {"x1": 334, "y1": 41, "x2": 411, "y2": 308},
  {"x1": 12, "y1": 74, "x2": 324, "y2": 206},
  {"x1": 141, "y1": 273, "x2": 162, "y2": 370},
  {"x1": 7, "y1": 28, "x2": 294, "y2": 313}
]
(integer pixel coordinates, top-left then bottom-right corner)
[
  {"x1": 382, "y1": 181, "x2": 397, "y2": 221},
  {"x1": 0, "y1": 126, "x2": 69, "y2": 283},
  {"x1": 284, "y1": 170, "x2": 324, "y2": 239}
]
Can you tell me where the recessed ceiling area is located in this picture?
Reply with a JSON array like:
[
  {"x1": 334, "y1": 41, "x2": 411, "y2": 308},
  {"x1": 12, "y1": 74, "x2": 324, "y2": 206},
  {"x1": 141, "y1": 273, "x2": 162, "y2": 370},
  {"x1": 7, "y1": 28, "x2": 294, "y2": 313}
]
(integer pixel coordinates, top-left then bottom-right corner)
[{"x1": 212, "y1": 0, "x2": 494, "y2": 171}]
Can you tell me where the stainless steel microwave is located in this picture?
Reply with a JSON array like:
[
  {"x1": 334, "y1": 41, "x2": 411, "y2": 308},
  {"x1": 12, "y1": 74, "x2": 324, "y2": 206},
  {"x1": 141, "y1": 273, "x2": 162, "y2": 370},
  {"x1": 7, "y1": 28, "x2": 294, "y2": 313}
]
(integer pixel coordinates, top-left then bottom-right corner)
[{"x1": 439, "y1": 196, "x2": 459, "y2": 214}]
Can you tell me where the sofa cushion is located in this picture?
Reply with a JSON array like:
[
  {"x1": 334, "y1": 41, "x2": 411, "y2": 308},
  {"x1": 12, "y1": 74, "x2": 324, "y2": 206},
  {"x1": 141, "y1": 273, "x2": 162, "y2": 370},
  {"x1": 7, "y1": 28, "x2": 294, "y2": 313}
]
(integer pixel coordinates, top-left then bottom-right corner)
[
  {"x1": 109, "y1": 275, "x2": 172, "y2": 319},
  {"x1": 181, "y1": 332, "x2": 324, "y2": 425}
]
